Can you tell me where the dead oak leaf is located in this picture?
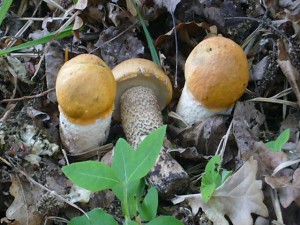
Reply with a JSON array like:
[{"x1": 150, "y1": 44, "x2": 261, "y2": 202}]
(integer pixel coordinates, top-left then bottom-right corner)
[
  {"x1": 6, "y1": 175, "x2": 43, "y2": 225},
  {"x1": 153, "y1": 0, "x2": 181, "y2": 13},
  {"x1": 265, "y1": 168, "x2": 300, "y2": 208},
  {"x1": 172, "y1": 158, "x2": 268, "y2": 225}
]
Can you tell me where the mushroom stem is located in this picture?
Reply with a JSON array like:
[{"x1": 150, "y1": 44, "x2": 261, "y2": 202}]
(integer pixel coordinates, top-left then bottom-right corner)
[
  {"x1": 176, "y1": 85, "x2": 219, "y2": 126},
  {"x1": 120, "y1": 86, "x2": 188, "y2": 198},
  {"x1": 59, "y1": 112, "x2": 111, "y2": 154},
  {"x1": 120, "y1": 86, "x2": 163, "y2": 148}
]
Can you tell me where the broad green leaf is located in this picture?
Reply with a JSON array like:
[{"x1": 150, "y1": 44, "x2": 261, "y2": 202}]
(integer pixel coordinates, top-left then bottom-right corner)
[
  {"x1": 112, "y1": 138, "x2": 135, "y2": 183},
  {"x1": 112, "y1": 126, "x2": 166, "y2": 184},
  {"x1": 0, "y1": 0, "x2": 12, "y2": 26},
  {"x1": 112, "y1": 179, "x2": 143, "y2": 217},
  {"x1": 265, "y1": 140, "x2": 276, "y2": 151},
  {"x1": 266, "y1": 129, "x2": 290, "y2": 152},
  {"x1": 146, "y1": 216, "x2": 184, "y2": 225},
  {"x1": 277, "y1": 129, "x2": 290, "y2": 147},
  {"x1": 124, "y1": 217, "x2": 139, "y2": 225},
  {"x1": 203, "y1": 155, "x2": 221, "y2": 185},
  {"x1": 200, "y1": 155, "x2": 222, "y2": 202},
  {"x1": 200, "y1": 183, "x2": 216, "y2": 203},
  {"x1": 131, "y1": 125, "x2": 167, "y2": 180},
  {"x1": 62, "y1": 161, "x2": 119, "y2": 192},
  {"x1": 0, "y1": 26, "x2": 73, "y2": 56},
  {"x1": 68, "y1": 208, "x2": 118, "y2": 225},
  {"x1": 139, "y1": 187, "x2": 158, "y2": 221}
]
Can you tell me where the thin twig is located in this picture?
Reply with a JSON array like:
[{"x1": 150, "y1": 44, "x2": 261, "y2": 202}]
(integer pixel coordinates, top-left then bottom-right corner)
[
  {"x1": 0, "y1": 157, "x2": 88, "y2": 218},
  {"x1": 170, "y1": 11, "x2": 178, "y2": 88},
  {"x1": 216, "y1": 120, "x2": 233, "y2": 161},
  {"x1": 0, "y1": 103, "x2": 16, "y2": 122},
  {"x1": 0, "y1": 88, "x2": 55, "y2": 103}
]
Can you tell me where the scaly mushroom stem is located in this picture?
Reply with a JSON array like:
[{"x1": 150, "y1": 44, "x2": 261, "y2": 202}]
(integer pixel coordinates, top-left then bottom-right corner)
[
  {"x1": 120, "y1": 86, "x2": 163, "y2": 148},
  {"x1": 59, "y1": 112, "x2": 111, "y2": 154},
  {"x1": 176, "y1": 85, "x2": 219, "y2": 126},
  {"x1": 120, "y1": 86, "x2": 188, "y2": 198}
]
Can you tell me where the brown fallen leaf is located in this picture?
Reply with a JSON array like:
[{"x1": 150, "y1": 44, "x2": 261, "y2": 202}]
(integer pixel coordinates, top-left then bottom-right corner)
[
  {"x1": 178, "y1": 116, "x2": 228, "y2": 156},
  {"x1": 45, "y1": 41, "x2": 64, "y2": 103},
  {"x1": 6, "y1": 175, "x2": 44, "y2": 225},
  {"x1": 250, "y1": 142, "x2": 288, "y2": 179},
  {"x1": 172, "y1": 157, "x2": 268, "y2": 225},
  {"x1": 95, "y1": 24, "x2": 144, "y2": 68},
  {"x1": 155, "y1": 21, "x2": 211, "y2": 48},
  {"x1": 277, "y1": 39, "x2": 300, "y2": 106},
  {"x1": 232, "y1": 102, "x2": 265, "y2": 156},
  {"x1": 265, "y1": 168, "x2": 300, "y2": 208}
]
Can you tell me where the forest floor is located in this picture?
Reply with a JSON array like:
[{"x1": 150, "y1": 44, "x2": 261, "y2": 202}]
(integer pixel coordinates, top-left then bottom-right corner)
[{"x1": 0, "y1": 0, "x2": 299, "y2": 225}]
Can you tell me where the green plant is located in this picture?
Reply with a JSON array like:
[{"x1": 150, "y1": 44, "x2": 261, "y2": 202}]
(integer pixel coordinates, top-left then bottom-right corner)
[
  {"x1": 62, "y1": 126, "x2": 183, "y2": 225},
  {"x1": 0, "y1": 0, "x2": 13, "y2": 26},
  {"x1": 265, "y1": 128, "x2": 290, "y2": 152},
  {"x1": 0, "y1": 26, "x2": 73, "y2": 56},
  {"x1": 200, "y1": 155, "x2": 232, "y2": 202},
  {"x1": 129, "y1": 0, "x2": 160, "y2": 67}
]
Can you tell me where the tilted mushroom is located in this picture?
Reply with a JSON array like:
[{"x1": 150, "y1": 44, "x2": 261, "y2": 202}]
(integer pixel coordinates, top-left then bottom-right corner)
[
  {"x1": 56, "y1": 54, "x2": 116, "y2": 154},
  {"x1": 176, "y1": 36, "x2": 249, "y2": 125},
  {"x1": 112, "y1": 58, "x2": 189, "y2": 198}
]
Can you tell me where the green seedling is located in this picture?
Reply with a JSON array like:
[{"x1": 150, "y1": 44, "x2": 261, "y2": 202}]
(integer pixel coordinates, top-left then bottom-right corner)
[
  {"x1": 129, "y1": 0, "x2": 160, "y2": 67},
  {"x1": 0, "y1": 26, "x2": 73, "y2": 56},
  {"x1": 62, "y1": 126, "x2": 183, "y2": 225},
  {"x1": 265, "y1": 128, "x2": 290, "y2": 152},
  {"x1": 200, "y1": 155, "x2": 232, "y2": 203},
  {"x1": 0, "y1": 0, "x2": 12, "y2": 26}
]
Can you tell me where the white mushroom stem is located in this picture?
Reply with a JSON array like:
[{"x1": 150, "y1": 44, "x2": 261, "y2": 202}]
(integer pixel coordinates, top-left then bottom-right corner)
[
  {"x1": 120, "y1": 86, "x2": 188, "y2": 198},
  {"x1": 59, "y1": 112, "x2": 111, "y2": 154},
  {"x1": 176, "y1": 85, "x2": 225, "y2": 126}
]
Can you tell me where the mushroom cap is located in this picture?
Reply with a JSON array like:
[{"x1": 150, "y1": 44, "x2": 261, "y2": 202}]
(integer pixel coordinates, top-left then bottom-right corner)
[
  {"x1": 112, "y1": 58, "x2": 173, "y2": 121},
  {"x1": 185, "y1": 36, "x2": 249, "y2": 110},
  {"x1": 56, "y1": 54, "x2": 116, "y2": 125}
]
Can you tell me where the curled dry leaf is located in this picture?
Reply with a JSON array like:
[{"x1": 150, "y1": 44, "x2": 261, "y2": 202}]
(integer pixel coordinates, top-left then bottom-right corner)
[
  {"x1": 232, "y1": 102, "x2": 265, "y2": 156},
  {"x1": 250, "y1": 56, "x2": 269, "y2": 81},
  {"x1": 277, "y1": 39, "x2": 300, "y2": 106},
  {"x1": 153, "y1": 0, "x2": 181, "y2": 13},
  {"x1": 178, "y1": 116, "x2": 228, "y2": 157},
  {"x1": 250, "y1": 142, "x2": 288, "y2": 180},
  {"x1": 265, "y1": 168, "x2": 300, "y2": 208},
  {"x1": 172, "y1": 157, "x2": 268, "y2": 225},
  {"x1": 74, "y1": 0, "x2": 88, "y2": 10},
  {"x1": 155, "y1": 21, "x2": 211, "y2": 48},
  {"x1": 6, "y1": 56, "x2": 33, "y2": 84},
  {"x1": 26, "y1": 106, "x2": 50, "y2": 122},
  {"x1": 45, "y1": 41, "x2": 64, "y2": 103},
  {"x1": 6, "y1": 175, "x2": 43, "y2": 225}
]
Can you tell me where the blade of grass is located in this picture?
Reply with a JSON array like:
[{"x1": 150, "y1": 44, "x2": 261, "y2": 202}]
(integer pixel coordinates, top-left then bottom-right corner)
[
  {"x1": 129, "y1": 0, "x2": 160, "y2": 66},
  {"x1": 0, "y1": 0, "x2": 13, "y2": 26},
  {"x1": 0, "y1": 26, "x2": 73, "y2": 56}
]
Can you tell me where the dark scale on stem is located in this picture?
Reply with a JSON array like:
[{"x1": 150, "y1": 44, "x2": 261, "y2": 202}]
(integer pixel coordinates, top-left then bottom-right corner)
[
  {"x1": 256, "y1": 41, "x2": 279, "y2": 96},
  {"x1": 288, "y1": 37, "x2": 300, "y2": 73}
]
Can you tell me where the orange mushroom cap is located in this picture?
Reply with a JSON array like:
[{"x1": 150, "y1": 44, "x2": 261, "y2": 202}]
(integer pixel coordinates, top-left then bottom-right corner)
[
  {"x1": 56, "y1": 54, "x2": 116, "y2": 125},
  {"x1": 185, "y1": 36, "x2": 249, "y2": 110},
  {"x1": 112, "y1": 58, "x2": 173, "y2": 121}
]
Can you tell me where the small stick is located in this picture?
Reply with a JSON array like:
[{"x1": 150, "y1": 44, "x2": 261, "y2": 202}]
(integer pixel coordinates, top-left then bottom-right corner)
[{"x1": 0, "y1": 88, "x2": 55, "y2": 103}]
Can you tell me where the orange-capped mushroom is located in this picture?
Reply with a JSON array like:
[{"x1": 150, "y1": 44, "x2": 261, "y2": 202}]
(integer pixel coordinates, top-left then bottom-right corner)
[
  {"x1": 176, "y1": 36, "x2": 249, "y2": 125},
  {"x1": 56, "y1": 54, "x2": 116, "y2": 154},
  {"x1": 112, "y1": 58, "x2": 188, "y2": 198}
]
